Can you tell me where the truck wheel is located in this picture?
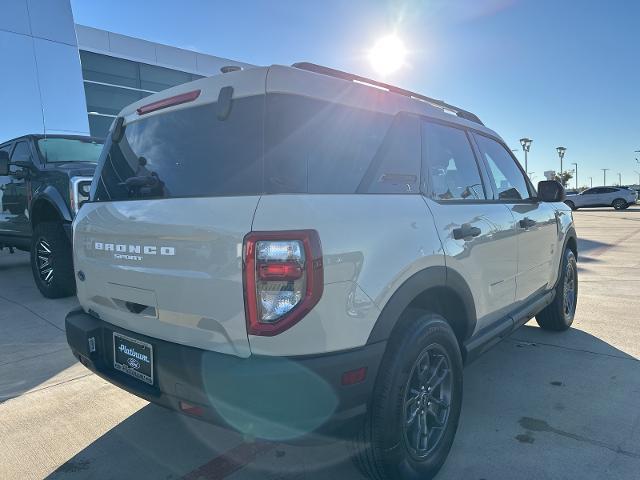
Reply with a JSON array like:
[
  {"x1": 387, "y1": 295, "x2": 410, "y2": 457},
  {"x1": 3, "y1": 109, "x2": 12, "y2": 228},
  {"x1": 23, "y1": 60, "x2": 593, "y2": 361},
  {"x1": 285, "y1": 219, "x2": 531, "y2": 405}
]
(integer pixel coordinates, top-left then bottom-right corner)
[
  {"x1": 536, "y1": 248, "x2": 577, "y2": 331},
  {"x1": 31, "y1": 222, "x2": 76, "y2": 298},
  {"x1": 612, "y1": 198, "x2": 627, "y2": 210},
  {"x1": 351, "y1": 312, "x2": 463, "y2": 480},
  {"x1": 564, "y1": 200, "x2": 577, "y2": 211}
]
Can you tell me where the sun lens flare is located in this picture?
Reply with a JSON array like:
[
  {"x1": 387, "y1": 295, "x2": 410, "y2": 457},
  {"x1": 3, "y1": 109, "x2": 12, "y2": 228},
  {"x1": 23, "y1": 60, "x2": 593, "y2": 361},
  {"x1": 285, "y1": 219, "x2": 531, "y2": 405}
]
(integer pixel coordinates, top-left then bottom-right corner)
[{"x1": 368, "y1": 35, "x2": 407, "y2": 76}]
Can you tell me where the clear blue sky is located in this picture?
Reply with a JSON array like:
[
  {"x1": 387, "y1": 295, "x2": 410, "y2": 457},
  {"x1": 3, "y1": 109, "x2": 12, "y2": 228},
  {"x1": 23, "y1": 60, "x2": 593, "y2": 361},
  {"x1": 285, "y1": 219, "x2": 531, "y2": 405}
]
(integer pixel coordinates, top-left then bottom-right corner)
[{"x1": 71, "y1": 0, "x2": 640, "y2": 187}]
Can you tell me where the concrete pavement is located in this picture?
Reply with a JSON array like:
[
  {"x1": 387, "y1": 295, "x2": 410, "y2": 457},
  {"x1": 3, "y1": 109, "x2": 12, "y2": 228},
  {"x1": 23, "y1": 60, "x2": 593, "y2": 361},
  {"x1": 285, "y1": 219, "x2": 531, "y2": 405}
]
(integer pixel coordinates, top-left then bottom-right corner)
[{"x1": 1, "y1": 206, "x2": 639, "y2": 479}]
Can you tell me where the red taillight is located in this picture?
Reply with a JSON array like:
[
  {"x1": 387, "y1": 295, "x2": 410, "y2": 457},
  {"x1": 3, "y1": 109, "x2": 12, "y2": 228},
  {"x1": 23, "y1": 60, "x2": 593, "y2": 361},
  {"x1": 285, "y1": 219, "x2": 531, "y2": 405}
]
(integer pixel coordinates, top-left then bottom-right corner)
[
  {"x1": 258, "y1": 262, "x2": 303, "y2": 281},
  {"x1": 137, "y1": 89, "x2": 201, "y2": 115},
  {"x1": 243, "y1": 230, "x2": 323, "y2": 336}
]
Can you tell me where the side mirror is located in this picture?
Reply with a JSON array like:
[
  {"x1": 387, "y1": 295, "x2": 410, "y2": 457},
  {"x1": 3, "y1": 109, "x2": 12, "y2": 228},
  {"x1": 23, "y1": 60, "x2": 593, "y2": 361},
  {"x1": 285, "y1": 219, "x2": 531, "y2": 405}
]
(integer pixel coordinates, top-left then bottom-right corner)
[
  {"x1": 538, "y1": 180, "x2": 566, "y2": 202},
  {"x1": 0, "y1": 151, "x2": 8, "y2": 176}
]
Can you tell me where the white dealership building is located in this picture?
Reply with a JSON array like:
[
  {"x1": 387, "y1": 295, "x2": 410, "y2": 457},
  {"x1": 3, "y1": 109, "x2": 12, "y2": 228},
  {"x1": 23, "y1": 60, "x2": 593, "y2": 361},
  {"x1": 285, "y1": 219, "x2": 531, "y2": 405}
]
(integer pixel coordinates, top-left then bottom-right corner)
[{"x1": 0, "y1": 0, "x2": 252, "y2": 142}]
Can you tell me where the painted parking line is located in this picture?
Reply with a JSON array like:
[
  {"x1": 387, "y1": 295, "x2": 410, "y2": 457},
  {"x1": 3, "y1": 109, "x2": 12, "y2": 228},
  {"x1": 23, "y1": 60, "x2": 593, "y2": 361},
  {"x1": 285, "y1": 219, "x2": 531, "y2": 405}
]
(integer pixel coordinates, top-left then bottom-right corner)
[{"x1": 181, "y1": 441, "x2": 276, "y2": 480}]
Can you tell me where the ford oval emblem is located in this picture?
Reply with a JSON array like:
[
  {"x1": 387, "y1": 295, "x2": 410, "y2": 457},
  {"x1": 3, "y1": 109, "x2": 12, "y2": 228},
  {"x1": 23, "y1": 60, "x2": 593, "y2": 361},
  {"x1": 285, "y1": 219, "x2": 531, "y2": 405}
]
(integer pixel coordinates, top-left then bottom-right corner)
[{"x1": 127, "y1": 357, "x2": 141, "y2": 370}]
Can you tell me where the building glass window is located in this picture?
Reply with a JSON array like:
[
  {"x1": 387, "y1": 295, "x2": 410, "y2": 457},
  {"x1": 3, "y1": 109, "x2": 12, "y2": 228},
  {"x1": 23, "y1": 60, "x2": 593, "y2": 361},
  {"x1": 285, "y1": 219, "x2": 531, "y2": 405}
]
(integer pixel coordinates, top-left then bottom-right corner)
[{"x1": 80, "y1": 51, "x2": 204, "y2": 138}]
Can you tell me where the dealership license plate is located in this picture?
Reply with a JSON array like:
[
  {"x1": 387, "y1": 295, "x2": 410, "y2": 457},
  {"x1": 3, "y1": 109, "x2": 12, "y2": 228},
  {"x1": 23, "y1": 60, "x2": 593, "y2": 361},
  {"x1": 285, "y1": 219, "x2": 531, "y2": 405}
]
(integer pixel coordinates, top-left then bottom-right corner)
[{"x1": 113, "y1": 332, "x2": 154, "y2": 385}]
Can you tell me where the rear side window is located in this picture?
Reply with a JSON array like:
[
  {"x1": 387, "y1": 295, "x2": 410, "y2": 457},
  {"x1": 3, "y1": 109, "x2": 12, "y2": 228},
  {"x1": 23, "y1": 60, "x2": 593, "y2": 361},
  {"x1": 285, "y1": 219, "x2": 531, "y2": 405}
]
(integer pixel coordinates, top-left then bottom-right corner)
[
  {"x1": 474, "y1": 134, "x2": 531, "y2": 201},
  {"x1": 265, "y1": 94, "x2": 419, "y2": 194},
  {"x1": 422, "y1": 122, "x2": 486, "y2": 201},
  {"x1": 93, "y1": 96, "x2": 263, "y2": 201},
  {"x1": 10, "y1": 142, "x2": 34, "y2": 164}
]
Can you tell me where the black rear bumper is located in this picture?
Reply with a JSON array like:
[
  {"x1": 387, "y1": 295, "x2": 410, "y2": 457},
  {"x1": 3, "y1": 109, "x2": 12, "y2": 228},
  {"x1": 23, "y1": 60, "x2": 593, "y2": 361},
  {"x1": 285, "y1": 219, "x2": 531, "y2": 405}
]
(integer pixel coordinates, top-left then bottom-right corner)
[{"x1": 65, "y1": 308, "x2": 385, "y2": 441}]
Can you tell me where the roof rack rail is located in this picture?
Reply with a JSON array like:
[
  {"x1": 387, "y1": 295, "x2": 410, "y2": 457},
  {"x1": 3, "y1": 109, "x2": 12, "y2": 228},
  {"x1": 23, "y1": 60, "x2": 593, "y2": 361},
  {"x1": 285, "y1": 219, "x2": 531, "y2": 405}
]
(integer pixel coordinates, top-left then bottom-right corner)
[{"x1": 292, "y1": 62, "x2": 484, "y2": 126}]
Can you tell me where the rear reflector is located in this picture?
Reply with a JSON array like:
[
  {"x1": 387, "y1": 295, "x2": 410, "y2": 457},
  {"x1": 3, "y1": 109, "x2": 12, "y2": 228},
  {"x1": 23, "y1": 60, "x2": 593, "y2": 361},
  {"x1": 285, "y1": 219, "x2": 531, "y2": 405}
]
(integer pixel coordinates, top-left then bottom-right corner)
[
  {"x1": 341, "y1": 367, "x2": 368, "y2": 386},
  {"x1": 179, "y1": 401, "x2": 205, "y2": 417},
  {"x1": 137, "y1": 90, "x2": 201, "y2": 115}
]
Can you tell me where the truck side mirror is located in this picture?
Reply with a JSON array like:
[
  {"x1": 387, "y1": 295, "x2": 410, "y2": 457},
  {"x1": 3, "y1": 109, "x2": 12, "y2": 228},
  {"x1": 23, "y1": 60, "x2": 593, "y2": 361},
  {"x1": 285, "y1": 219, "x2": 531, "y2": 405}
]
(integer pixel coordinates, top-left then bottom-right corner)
[
  {"x1": 538, "y1": 180, "x2": 566, "y2": 202},
  {"x1": 0, "y1": 151, "x2": 9, "y2": 176}
]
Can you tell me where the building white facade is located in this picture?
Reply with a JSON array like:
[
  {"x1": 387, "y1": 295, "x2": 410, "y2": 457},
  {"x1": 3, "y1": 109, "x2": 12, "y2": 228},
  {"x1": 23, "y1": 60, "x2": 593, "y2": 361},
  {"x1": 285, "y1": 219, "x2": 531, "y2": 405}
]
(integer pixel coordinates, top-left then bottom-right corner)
[{"x1": 0, "y1": 0, "x2": 252, "y2": 143}]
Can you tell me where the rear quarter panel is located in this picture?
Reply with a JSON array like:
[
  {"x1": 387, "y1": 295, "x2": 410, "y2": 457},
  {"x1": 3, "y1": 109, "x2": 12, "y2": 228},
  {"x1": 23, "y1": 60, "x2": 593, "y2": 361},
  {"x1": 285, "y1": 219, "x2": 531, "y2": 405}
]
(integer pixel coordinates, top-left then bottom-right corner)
[{"x1": 250, "y1": 194, "x2": 445, "y2": 356}]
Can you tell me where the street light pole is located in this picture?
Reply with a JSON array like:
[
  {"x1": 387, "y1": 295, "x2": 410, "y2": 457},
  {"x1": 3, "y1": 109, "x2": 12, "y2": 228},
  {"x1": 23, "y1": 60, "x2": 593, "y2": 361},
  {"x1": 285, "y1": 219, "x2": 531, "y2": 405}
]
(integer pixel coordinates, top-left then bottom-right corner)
[
  {"x1": 571, "y1": 162, "x2": 578, "y2": 190},
  {"x1": 520, "y1": 138, "x2": 532, "y2": 177},
  {"x1": 618, "y1": 173, "x2": 622, "y2": 186},
  {"x1": 589, "y1": 176, "x2": 593, "y2": 188},
  {"x1": 556, "y1": 147, "x2": 566, "y2": 184},
  {"x1": 602, "y1": 168, "x2": 610, "y2": 186},
  {"x1": 635, "y1": 171, "x2": 640, "y2": 186}
]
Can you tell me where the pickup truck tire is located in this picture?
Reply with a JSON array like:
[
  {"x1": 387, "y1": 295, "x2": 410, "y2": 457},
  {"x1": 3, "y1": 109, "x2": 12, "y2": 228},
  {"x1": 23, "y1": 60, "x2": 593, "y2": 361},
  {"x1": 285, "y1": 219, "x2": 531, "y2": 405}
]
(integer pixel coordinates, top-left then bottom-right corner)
[
  {"x1": 536, "y1": 249, "x2": 577, "y2": 331},
  {"x1": 31, "y1": 222, "x2": 76, "y2": 299},
  {"x1": 612, "y1": 199, "x2": 627, "y2": 210},
  {"x1": 564, "y1": 200, "x2": 576, "y2": 211},
  {"x1": 351, "y1": 312, "x2": 463, "y2": 480}
]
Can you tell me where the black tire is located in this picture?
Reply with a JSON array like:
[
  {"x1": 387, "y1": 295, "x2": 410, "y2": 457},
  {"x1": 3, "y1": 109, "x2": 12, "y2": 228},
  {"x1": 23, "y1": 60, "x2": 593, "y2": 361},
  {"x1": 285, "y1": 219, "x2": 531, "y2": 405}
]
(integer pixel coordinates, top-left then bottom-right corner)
[
  {"x1": 564, "y1": 200, "x2": 576, "y2": 211},
  {"x1": 30, "y1": 222, "x2": 76, "y2": 298},
  {"x1": 536, "y1": 249, "x2": 577, "y2": 331},
  {"x1": 612, "y1": 198, "x2": 627, "y2": 210},
  {"x1": 351, "y1": 312, "x2": 463, "y2": 480}
]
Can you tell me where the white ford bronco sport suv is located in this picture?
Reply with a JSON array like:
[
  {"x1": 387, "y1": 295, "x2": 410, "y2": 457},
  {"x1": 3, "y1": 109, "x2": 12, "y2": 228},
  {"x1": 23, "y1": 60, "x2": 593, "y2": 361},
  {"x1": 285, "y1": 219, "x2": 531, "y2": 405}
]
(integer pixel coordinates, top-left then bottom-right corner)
[{"x1": 66, "y1": 63, "x2": 578, "y2": 480}]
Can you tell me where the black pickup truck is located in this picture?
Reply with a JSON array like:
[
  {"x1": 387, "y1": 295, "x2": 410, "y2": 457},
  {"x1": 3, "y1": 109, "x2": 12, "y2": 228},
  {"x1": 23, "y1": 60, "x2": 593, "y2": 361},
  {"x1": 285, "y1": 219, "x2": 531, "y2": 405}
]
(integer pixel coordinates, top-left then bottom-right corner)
[{"x1": 0, "y1": 134, "x2": 103, "y2": 298}]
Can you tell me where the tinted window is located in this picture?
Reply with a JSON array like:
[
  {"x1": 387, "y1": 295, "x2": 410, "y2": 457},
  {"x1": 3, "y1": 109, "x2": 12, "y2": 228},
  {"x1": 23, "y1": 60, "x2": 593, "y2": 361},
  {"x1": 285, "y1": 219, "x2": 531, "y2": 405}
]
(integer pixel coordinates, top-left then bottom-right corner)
[
  {"x1": 475, "y1": 134, "x2": 531, "y2": 200},
  {"x1": 265, "y1": 94, "x2": 394, "y2": 194},
  {"x1": 358, "y1": 114, "x2": 421, "y2": 194},
  {"x1": 93, "y1": 96, "x2": 263, "y2": 201},
  {"x1": 583, "y1": 188, "x2": 599, "y2": 194},
  {"x1": 10, "y1": 142, "x2": 33, "y2": 164},
  {"x1": 422, "y1": 122, "x2": 486, "y2": 200},
  {"x1": 38, "y1": 138, "x2": 103, "y2": 163},
  {"x1": 603, "y1": 187, "x2": 618, "y2": 193}
]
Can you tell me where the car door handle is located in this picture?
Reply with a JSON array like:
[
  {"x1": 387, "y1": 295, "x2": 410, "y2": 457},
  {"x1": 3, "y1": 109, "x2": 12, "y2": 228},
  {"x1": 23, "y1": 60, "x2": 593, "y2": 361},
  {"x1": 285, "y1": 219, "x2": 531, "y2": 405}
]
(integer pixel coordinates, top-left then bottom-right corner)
[
  {"x1": 519, "y1": 217, "x2": 536, "y2": 229},
  {"x1": 453, "y1": 224, "x2": 481, "y2": 240}
]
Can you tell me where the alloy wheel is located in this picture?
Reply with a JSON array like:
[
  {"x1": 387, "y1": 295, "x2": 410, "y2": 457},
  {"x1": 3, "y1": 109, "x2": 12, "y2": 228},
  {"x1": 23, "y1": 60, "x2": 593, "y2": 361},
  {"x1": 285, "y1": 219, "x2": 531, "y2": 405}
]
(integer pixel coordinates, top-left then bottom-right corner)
[
  {"x1": 563, "y1": 261, "x2": 576, "y2": 318},
  {"x1": 402, "y1": 344, "x2": 453, "y2": 460},
  {"x1": 36, "y1": 238, "x2": 54, "y2": 285}
]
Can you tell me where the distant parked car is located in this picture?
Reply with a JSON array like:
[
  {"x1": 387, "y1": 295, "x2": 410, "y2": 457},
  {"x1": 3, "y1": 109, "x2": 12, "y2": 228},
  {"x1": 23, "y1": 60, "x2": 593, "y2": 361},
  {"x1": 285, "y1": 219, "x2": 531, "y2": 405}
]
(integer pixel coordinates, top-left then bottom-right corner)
[{"x1": 564, "y1": 186, "x2": 638, "y2": 211}]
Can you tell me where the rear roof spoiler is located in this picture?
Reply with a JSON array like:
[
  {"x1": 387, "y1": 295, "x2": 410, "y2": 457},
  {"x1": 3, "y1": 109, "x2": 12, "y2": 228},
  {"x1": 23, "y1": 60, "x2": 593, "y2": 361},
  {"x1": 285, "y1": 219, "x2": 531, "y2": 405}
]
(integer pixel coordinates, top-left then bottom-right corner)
[{"x1": 292, "y1": 62, "x2": 484, "y2": 126}]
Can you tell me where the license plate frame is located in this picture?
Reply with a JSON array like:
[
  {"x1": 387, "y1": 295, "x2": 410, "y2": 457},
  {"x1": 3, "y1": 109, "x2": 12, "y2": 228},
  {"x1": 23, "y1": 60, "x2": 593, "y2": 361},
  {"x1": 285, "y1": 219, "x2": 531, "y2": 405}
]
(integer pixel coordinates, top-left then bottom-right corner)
[{"x1": 113, "y1": 332, "x2": 154, "y2": 385}]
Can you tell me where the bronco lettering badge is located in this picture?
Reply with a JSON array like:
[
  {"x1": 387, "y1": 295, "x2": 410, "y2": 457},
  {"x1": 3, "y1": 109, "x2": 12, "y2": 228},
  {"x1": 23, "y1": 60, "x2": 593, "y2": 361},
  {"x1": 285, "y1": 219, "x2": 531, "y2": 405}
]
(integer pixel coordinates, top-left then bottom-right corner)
[{"x1": 93, "y1": 241, "x2": 175, "y2": 261}]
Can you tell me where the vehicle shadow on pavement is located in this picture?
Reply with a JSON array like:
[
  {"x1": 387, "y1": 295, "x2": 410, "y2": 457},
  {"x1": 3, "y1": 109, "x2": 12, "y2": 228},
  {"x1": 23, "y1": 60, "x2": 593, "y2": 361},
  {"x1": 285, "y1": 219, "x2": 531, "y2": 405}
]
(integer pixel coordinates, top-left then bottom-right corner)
[
  {"x1": 574, "y1": 238, "x2": 610, "y2": 265},
  {"x1": 0, "y1": 252, "x2": 79, "y2": 404},
  {"x1": 45, "y1": 325, "x2": 640, "y2": 480}
]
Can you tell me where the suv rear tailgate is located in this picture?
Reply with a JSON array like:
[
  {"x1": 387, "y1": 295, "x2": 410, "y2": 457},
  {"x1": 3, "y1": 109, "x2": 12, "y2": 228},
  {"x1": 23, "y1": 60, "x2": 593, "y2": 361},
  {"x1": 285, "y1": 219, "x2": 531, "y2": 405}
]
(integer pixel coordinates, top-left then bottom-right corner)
[{"x1": 74, "y1": 197, "x2": 259, "y2": 358}]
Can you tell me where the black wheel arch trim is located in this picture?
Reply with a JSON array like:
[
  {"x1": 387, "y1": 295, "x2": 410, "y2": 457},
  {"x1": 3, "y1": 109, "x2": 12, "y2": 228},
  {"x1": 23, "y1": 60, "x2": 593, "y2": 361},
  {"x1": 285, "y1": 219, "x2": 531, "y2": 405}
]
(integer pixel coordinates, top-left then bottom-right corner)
[
  {"x1": 562, "y1": 226, "x2": 578, "y2": 261},
  {"x1": 30, "y1": 186, "x2": 73, "y2": 225},
  {"x1": 366, "y1": 265, "x2": 477, "y2": 345}
]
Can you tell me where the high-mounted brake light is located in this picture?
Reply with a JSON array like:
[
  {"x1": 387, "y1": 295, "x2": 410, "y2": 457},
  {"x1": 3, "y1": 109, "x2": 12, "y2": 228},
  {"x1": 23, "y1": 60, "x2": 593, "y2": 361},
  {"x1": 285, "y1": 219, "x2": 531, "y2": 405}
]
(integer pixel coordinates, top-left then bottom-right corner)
[
  {"x1": 137, "y1": 90, "x2": 201, "y2": 115},
  {"x1": 243, "y1": 230, "x2": 323, "y2": 336}
]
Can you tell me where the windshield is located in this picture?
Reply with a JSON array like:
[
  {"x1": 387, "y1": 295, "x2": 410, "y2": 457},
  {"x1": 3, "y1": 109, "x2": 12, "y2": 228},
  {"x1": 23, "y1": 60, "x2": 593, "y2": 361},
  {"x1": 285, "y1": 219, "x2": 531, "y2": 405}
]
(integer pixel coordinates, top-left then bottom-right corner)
[{"x1": 37, "y1": 138, "x2": 104, "y2": 163}]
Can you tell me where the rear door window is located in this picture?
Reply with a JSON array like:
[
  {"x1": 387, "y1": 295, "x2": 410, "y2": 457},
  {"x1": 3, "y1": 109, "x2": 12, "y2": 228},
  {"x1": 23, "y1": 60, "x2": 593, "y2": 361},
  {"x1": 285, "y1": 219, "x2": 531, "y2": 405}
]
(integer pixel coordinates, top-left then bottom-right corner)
[
  {"x1": 93, "y1": 96, "x2": 264, "y2": 201},
  {"x1": 265, "y1": 94, "x2": 415, "y2": 194}
]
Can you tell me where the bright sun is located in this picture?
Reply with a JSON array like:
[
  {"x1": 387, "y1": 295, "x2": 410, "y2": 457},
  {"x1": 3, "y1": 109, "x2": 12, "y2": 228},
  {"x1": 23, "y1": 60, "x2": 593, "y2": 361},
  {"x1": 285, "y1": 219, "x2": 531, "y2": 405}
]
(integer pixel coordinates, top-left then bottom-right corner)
[{"x1": 368, "y1": 35, "x2": 407, "y2": 76}]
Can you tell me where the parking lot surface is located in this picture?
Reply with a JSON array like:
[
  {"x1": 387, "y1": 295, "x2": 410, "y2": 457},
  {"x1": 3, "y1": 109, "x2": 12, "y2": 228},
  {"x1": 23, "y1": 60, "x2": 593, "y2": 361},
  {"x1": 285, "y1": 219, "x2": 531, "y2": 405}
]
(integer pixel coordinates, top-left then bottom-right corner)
[{"x1": 1, "y1": 207, "x2": 640, "y2": 480}]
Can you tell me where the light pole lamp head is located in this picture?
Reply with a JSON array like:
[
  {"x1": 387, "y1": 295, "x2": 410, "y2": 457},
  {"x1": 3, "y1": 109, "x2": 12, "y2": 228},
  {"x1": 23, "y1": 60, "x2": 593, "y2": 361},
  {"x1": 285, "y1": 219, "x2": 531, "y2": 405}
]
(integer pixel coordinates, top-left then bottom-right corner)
[
  {"x1": 556, "y1": 146, "x2": 566, "y2": 159},
  {"x1": 520, "y1": 138, "x2": 532, "y2": 152}
]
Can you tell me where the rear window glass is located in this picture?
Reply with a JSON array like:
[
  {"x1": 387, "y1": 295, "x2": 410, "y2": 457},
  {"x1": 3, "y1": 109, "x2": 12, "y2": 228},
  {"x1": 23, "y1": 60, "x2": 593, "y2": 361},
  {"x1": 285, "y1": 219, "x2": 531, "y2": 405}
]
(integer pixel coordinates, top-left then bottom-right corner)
[
  {"x1": 93, "y1": 96, "x2": 263, "y2": 201},
  {"x1": 93, "y1": 92, "x2": 422, "y2": 201},
  {"x1": 265, "y1": 94, "x2": 408, "y2": 194},
  {"x1": 37, "y1": 138, "x2": 103, "y2": 163}
]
